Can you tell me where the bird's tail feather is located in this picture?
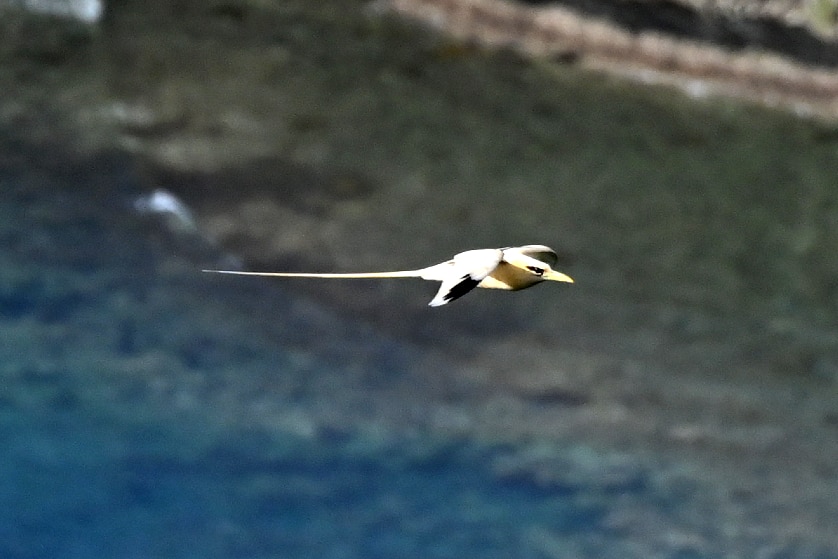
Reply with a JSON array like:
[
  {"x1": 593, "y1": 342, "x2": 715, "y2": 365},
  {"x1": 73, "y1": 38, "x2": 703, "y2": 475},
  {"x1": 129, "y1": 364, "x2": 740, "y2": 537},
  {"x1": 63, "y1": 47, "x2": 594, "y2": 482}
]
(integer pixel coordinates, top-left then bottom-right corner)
[{"x1": 202, "y1": 269, "x2": 423, "y2": 279}]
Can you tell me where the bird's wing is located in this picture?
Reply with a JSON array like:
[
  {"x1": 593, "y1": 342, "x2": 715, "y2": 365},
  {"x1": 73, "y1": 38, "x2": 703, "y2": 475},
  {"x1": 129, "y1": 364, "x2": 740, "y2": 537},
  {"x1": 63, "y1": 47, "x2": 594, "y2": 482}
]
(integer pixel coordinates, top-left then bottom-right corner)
[
  {"x1": 503, "y1": 245, "x2": 558, "y2": 267},
  {"x1": 427, "y1": 249, "x2": 503, "y2": 306}
]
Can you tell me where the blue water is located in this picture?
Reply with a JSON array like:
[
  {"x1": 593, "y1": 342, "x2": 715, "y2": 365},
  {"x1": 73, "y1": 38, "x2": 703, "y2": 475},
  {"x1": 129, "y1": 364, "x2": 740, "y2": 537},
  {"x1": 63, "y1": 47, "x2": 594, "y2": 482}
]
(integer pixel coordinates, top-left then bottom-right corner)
[
  {"x1": 0, "y1": 142, "x2": 632, "y2": 559},
  {"x1": 0, "y1": 409, "x2": 616, "y2": 559},
  {"x1": 3, "y1": 135, "x2": 834, "y2": 559}
]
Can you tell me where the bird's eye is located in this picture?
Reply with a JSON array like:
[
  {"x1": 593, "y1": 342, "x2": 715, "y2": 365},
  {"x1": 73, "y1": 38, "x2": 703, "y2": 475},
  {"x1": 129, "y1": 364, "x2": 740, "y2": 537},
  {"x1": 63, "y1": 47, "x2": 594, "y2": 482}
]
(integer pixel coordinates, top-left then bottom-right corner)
[{"x1": 527, "y1": 266, "x2": 545, "y2": 276}]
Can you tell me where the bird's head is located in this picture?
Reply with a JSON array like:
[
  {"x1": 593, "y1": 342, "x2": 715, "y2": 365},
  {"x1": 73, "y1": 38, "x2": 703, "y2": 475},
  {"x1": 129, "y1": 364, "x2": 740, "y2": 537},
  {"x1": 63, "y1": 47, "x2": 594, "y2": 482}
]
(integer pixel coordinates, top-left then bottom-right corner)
[{"x1": 504, "y1": 245, "x2": 574, "y2": 284}]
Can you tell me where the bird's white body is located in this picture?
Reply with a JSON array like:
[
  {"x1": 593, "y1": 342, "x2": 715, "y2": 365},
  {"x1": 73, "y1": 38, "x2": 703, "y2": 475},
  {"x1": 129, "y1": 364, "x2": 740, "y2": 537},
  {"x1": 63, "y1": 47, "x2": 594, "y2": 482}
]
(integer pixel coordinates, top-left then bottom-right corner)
[{"x1": 204, "y1": 245, "x2": 573, "y2": 306}]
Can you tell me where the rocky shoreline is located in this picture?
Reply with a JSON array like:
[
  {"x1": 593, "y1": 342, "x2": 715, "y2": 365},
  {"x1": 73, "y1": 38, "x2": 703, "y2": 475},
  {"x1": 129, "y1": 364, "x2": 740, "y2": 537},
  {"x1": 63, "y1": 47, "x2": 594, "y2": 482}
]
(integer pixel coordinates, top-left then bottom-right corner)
[{"x1": 373, "y1": 0, "x2": 838, "y2": 120}]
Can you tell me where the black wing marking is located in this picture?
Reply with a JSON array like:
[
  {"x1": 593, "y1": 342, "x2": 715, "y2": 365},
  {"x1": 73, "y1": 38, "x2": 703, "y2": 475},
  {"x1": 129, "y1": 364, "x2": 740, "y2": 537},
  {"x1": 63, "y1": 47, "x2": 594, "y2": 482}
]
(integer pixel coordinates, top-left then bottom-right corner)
[{"x1": 429, "y1": 274, "x2": 481, "y2": 306}]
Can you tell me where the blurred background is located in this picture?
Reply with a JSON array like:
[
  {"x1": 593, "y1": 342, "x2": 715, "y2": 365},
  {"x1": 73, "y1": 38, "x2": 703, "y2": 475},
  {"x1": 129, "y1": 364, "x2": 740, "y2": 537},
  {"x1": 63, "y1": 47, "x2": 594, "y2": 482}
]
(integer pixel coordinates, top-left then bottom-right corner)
[{"x1": 1, "y1": 0, "x2": 838, "y2": 557}]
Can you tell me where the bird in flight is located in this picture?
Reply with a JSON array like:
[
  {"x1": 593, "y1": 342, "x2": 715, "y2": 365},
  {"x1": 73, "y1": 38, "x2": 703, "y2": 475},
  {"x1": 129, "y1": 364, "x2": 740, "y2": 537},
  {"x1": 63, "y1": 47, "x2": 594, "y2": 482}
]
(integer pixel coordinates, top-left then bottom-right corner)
[{"x1": 203, "y1": 245, "x2": 573, "y2": 306}]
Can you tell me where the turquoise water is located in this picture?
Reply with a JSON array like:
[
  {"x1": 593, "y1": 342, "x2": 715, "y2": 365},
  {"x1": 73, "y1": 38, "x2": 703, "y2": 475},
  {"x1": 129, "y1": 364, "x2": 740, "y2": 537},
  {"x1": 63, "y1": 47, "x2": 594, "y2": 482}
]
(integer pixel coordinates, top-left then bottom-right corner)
[
  {"x1": 1, "y1": 410, "x2": 620, "y2": 559},
  {"x1": 0, "y1": 140, "x2": 630, "y2": 559},
  {"x1": 2, "y1": 130, "x2": 836, "y2": 557}
]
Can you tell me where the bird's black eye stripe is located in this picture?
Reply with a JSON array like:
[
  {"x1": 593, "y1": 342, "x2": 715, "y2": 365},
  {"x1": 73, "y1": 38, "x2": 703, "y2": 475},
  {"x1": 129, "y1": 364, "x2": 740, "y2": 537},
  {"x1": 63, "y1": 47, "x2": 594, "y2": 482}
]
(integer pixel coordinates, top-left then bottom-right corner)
[{"x1": 526, "y1": 266, "x2": 545, "y2": 276}]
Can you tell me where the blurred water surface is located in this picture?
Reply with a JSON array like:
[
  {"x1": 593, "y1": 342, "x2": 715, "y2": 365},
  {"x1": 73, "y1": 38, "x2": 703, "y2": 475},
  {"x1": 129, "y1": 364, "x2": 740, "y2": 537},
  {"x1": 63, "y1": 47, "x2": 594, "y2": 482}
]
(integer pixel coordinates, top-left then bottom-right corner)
[
  {"x1": 0, "y1": 136, "x2": 646, "y2": 559},
  {"x1": 3, "y1": 407, "x2": 631, "y2": 559}
]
